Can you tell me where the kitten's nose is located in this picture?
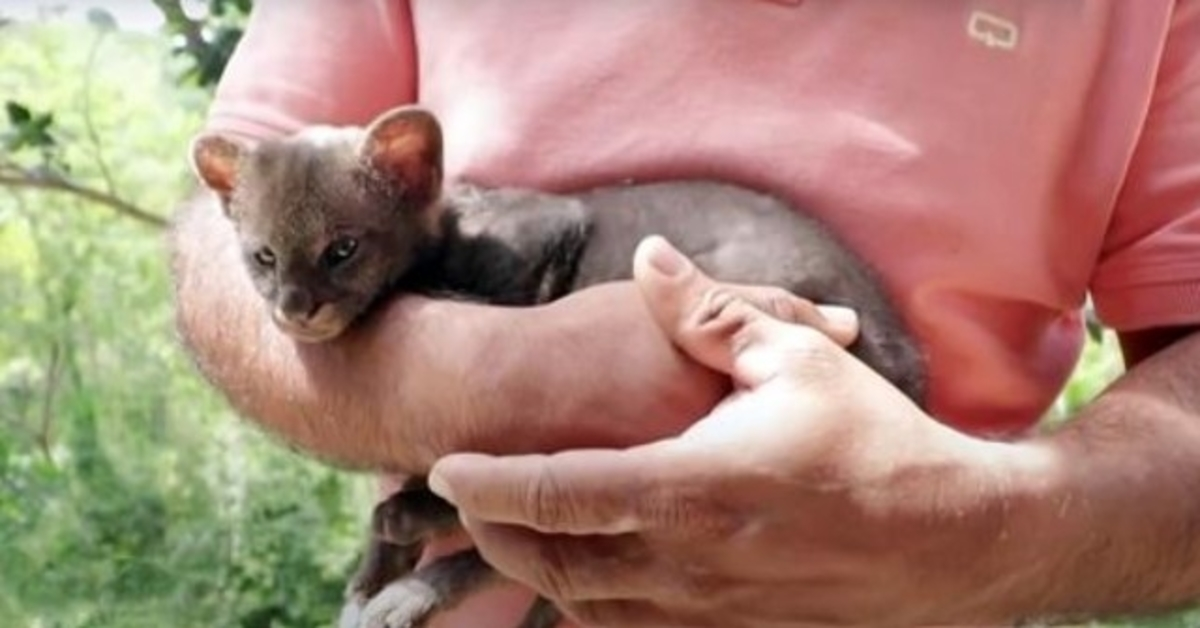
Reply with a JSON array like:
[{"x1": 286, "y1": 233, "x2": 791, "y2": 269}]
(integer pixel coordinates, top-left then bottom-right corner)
[{"x1": 275, "y1": 287, "x2": 318, "y2": 322}]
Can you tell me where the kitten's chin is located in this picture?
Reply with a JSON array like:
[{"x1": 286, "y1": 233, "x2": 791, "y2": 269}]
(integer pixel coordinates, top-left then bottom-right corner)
[
  {"x1": 270, "y1": 310, "x2": 351, "y2": 344},
  {"x1": 278, "y1": 325, "x2": 344, "y2": 344}
]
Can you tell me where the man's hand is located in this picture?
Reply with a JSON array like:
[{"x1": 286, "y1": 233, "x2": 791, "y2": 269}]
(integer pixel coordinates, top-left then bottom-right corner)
[{"x1": 429, "y1": 237, "x2": 1046, "y2": 626}]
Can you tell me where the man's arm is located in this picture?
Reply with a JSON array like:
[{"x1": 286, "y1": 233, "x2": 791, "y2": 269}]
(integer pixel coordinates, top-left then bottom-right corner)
[
  {"x1": 1004, "y1": 326, "x2": 1200, "y2": 619},
  {"x1": 1022, "y1": 2, "x2": 1200, "y2": 613},
  {"x1": 172, "y1": 191, "x2": 867, "y2": 474},
  {"x1": 169, "y1": 190, "x2": 737, "y2": 472},
  {"x1": 428, "y1": 241, "x2": 1200, "y2": 626}
]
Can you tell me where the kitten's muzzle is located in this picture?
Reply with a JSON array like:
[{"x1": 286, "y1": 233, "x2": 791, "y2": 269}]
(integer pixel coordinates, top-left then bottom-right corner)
[
  {"x1": 276, "y1": 286, "x2": 317, "y2": 319},
  {"x1": 271, "y1": 288, "x2": 349, "y2": 342},
  {"x1": 271, "y1": 305, "x2": 349, "y2": 343}
]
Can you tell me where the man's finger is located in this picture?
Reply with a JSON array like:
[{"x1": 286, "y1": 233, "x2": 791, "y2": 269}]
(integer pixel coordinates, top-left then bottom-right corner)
[
  {"x1": 430, "y1": 446, "x2": 710, "y2": 534},
  {"x1": 727, "y1": 317, "x2": 854, "y2": 389},
  {"x1": 562, "y1": 598, "x2": 708, "y2": 628},
  {"x1": 632, "y1": 235, "x2": 859, "y2": 378},
  {"x1": 459, "y1": 519, "x2": 662, "y2": 602}
]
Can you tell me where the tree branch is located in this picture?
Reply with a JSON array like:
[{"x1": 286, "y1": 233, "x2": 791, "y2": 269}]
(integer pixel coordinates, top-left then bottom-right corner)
[
  {"x1": 150, "y1": 0, "x2": 208, "y2": 60},
  {"x1": 83, "y1": 28, "x2": 119, "y2": 196},
  {"x1": 0, "y1": 167, "x2": 168, "y2": 229},
  {"x1": 38, "y1": 340, "x2": 63, "y2": 464}
]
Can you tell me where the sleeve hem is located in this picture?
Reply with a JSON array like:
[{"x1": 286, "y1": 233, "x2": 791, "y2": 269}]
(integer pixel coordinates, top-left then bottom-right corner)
[
  {"x1": 204, "y1": 108, "x2": 306, "y2": 143},
  {"x1": 1092, "y1": 280, "x2": 1200, "y2": 331}
]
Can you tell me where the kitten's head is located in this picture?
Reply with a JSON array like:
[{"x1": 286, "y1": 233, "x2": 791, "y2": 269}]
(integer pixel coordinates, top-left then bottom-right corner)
[{"x1": 189, "y1": 106, "x2": 444, "y2": 343}]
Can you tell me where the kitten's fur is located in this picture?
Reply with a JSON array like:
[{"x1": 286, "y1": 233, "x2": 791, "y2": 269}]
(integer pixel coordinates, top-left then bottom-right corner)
[{"x1": 191, "y1": 107, "x2": 925, "y2": 628}]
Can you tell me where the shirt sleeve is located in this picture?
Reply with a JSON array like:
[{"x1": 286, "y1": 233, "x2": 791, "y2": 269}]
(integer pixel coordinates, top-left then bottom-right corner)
[
  {"x1": 1092, "y1": 0, "x2": 1200, "y2": 331},
  {"x1": 205, "y1": 0, "x2": 417, "y2": 141}
]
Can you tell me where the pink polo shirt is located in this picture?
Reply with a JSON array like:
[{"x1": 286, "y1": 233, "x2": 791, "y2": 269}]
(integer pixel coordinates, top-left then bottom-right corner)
[
  {"x1": 208, "y1": 1, "x2": 1200, "y2": 623},
  {"x1": 209, "y1": 0, "x2": 1200, "y2": 435}
]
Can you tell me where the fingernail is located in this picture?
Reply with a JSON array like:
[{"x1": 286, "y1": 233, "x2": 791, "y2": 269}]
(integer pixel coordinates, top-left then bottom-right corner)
[
  {"x1": 816, "y1": 305, "x2": 858, "y2": 328},
  {"x1": 645, "y1": 236, "x2": 690, "y2": 277},
  {"x1": 428, "y1": 470, "x2": 455, "y2": 503}
]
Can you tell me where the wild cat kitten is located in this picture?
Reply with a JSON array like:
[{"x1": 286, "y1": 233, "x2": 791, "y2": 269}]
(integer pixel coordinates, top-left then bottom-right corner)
[{"x1": 190, "y1": 106, "x2": 925, "y2": 628}]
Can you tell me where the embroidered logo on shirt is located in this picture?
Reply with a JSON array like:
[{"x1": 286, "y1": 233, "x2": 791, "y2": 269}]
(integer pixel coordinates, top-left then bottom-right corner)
[{"x1": 967, "y1": 10, "x2": 1019, "y2": 50}]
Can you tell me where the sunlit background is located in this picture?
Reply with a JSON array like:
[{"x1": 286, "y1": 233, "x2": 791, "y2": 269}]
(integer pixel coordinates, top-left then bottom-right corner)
[{"x1": 1, "y1": 3, "x2": 372, "y2": 627}]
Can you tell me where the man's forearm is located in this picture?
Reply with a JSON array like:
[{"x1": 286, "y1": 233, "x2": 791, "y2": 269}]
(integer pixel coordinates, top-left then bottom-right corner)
[
  {"x1": 998, "y1": 330, "x2": 1200, "y2": 621},
  {"x1": 169, "y1": 191, "x2": 724, "y2": 472}
]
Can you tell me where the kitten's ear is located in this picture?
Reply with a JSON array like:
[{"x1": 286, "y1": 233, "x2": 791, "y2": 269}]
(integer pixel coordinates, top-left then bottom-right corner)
[
  {"x1": 360, "y1": 107, "x2": 443, "y2": 205},
  {"x1": 189, "y1": 133, "x2": 244, "y2": 200}
]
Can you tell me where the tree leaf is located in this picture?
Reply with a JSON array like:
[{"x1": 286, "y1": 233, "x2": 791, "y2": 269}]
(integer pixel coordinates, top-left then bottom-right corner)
[
  {"x1": 3, "y1": 103, "x2": 56, "y2": 150},
  {"x1": 30, "y1": 112, "x2": 53, "y2": 133},
  {"x1": 5, "y1": 101, "x2": 31, "y2": 125}
]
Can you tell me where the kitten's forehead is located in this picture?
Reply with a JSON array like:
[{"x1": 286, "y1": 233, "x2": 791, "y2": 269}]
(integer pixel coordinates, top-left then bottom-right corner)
[
  {"x1": 233, "y1": 128, "x2": 378, "y2": 239},
  {"x1": 247, "y1": 129, "x2": 362, "y2": 203}
]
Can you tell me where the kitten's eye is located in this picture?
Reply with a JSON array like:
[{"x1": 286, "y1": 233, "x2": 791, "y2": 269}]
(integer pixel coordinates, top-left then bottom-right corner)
[
  {"x1": 253, "y1": 247, "x2": 276, "y2": 268},
  {"x1": 323, "y1": 237, "x2": 359, "y2": 268}
]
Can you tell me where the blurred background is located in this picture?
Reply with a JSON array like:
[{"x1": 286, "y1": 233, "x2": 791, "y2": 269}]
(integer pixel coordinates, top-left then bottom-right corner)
[
  {"x1": 1, "y1": 2, "x2": 370, "y2": 626},
  {"x1": 0, "y1": 1, "x2": 1190, "y2": 627}
]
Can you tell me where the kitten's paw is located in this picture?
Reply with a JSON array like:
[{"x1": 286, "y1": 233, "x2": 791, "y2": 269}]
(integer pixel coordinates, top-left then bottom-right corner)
[{"x1": 358, "y1": 578, "x2": 442, "y2": 628}]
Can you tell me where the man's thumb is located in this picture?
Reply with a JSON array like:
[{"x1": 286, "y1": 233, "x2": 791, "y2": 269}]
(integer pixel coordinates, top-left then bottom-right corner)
[{"x1": 631, "y1": 236, "x2": 858, "y2": 378}]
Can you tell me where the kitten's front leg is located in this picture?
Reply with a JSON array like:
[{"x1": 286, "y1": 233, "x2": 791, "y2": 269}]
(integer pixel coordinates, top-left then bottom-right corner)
[
  {"x1": 341, "y1": 481, "x2": 461, "y2": 627},
  {"x1": 517, "y1": 597, "x2": 562, "y2": 628},
  {"x1": 352, "y1": 482, "x2": 561, "y2": 628},
  {"x1": 373, "y1": 481, "x2": 463, "y2": 546},
  {"x1": 357, "y1": 549, "x2": 503, "y2": 628},
  {"x1": 340, "y1": 538, "x2": 422, "y2": 628}
]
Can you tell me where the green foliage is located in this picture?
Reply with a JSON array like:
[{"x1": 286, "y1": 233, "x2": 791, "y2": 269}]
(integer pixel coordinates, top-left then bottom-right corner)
[
  {"x1": 154, "y1": 0, "x2": 251, "y2": 87},
  {"x1": 4, "y1": 101, "x2": 58, "y2": 153},
  {"x1": 1044, "y1": 325, "x2": 1124, "y2": 425},
  {"x1": 0, "y1": 10, "x2": 369, "y2": 628}
]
